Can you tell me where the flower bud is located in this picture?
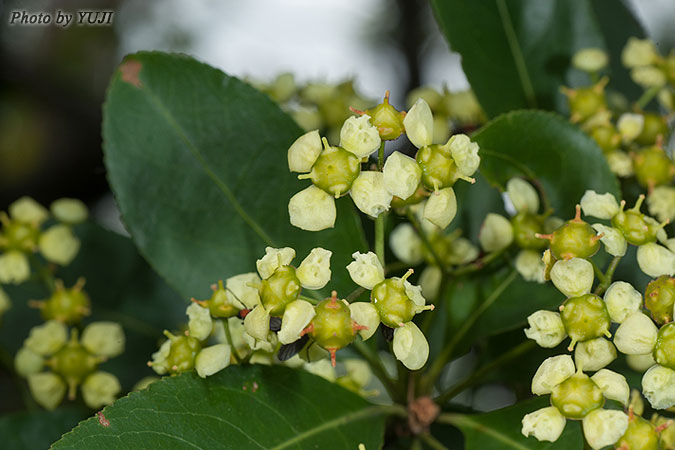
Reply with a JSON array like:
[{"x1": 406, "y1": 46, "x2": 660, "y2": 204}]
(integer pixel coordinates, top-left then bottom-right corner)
[
  {"x1": 259, "y1": 264, "x2": 301, "y2": 315},
  {"x1": 550, "y1": 258, "x2": 594, "y2": 298},
  {"x1": 617, "y1": 113, "x2": 645, "y2": 143},
  {"x1": 622, "y1": 38, "x2": 659, "y2": 67},
  {"x1": 348, "y1": 302, "x2": 379, "y2": 341},
  {"x1": 446, "y1": 134, "x2": 480, "y2": 177},
  {"x1": 347, "y1": 252, "x2": 385, "y2": 290},
  {"x1": 38, "y1": 225, "x2": 80, "y2": 266},
  {"x1": 81, "y1": 371, "x2": 121, "y2": 409},
  {"x1": 392, "y1": 321, "x2": 429, "y2": 370},
  {"x1": 416, "y1": 144, "x2": 461, "y2": 190},
  {"x1": 479, "y1": 213, "x2": 514, "y2": 252},
  {"x1": 186, "y1": 303, "x2": 213, "y2": 341},
  {"x1": 627, "y1": 353, "x2": 657, "y2": 372},
  {"x1": 580, "y1": 190, "x2": 620, "y2": 219},
  {"x1": 340, "y1": 115, "x2": 381, "y2": 158},
  {"x1": 612, "y1": 196, "x2": 665, "y2": 246},
  {"x1": 9, "y1": 197, "x2": 49, "y2": 225},
  {"x1": 403, "y1": 98, "x2": 433, "y2": 149},
  {"x1": 309, "y1": 295, "x2": 358, "y2": 365},
  {"x1": 632, "y1": 66, "x2": 667, "y2": 88},
  {"x1": 39, "y1": 279, "x2": 90, "y2": 324},
  {"x1": 591, "y1": 369, "x2": 630, "y2": 406},
  {"x1": 350, "y1": 171, "x2": 392, "y2": 218},
  {"x1": 637, "y1": 243, "x2": 675, "y2": 278},
  {"x1": 614, "y1": 312, "x2": 658, "y2": 355},
  {"x1": 195, "y1": 344, "x2": 231, "y2": 378},
  {"x1": 288, "y1": 185, "x2": 337, "y2": 231},
  {"x1": 365, "y1": 92, "x2": 406, "y2": 140},
  {"x1": 544, "y1": 206, "x2": 601, "y2": 260},
  {"x1": 0, "y1": 250, "x2": 30, "y2": 284},
  {"x1": 256, "y1": 247, "x2": 296, "y2": 280},
  {"x1": 572, "y1": 48, "x2": 609, "y2": 72},
  {"x1": 642, "y1": 364, "x2": 675, "y2": 410},
  {"x1": 371, "y1": 273, "x2": 428, "y2": 328},
  {"x1": 575, "y1": 337, "x2": 617, "y2": 371},
  {"x1": 226, "y1": 272, "x2": 261, "y2": 310},
  {"x1": 279, "y1": 300, "x2": 316, "y2": 344},
  {"x1": 633, "y1": 146, "x2": 672, "y2": 190},
  {"x1": 654, "y1": 323, "x2": 675, "y2": 370},
  {"x1": 521, "y1": 407, "x2": 566, "y2": 443},
  {"x1": 648, "y1": 186, "x2": 675, "y2": 223},
  {"x1": 423, "y1": 187, "x2": 457, "y2": 229},
  {"x1": 512, "y1": 213, "x2": 546, "y2": 250},
  {"x1": 524, "y1": 310, "x2": 566, "y2": 348},
  {"x1": 507, "y1": 178, "x2": 539, "y2": 214},
  {"x1": 645, "y1": 276, "x2": 675, "y2": 325},
  {"x1": 561, "y1": 294, "x2": 611, "y2": 349},
  {"x1": 531, "y1": 355, "x2": 575, "y2": 395},
  {"x1": 590, "y1": 224, "x2": 627, "y2": 257},
  {"x1": 419, "y1": 266, "x2": 442, "y2": 300},
  {"x1": 383, "y1": 151, "x2": 422, "y2": 200},
  {"x1": 82, "y1": 322, "x2": 125, "y2": 358},
  {"x1": 389, "y1": 224, "x2": 424, "y2": 266},
  {"x1": 28, "y1": 372, "x2": 66, "y2": 410},
  {"x1": 563, "y1": 81, "x2": 607, "y2": 123},
  {"x1": 303, "y1": 139, "x2": 361, "y2": 198},
  {"x1": 25, "y1": 320, "x2": 67, "y2": 356},
  {"x1": 606, "y1": 150, "x2": 634, "y2": 177},
  {"x1": 603, "y1": 281, "x2": 642, "y2": 323},
  {"x1": 551, "y1": 370, "x2": 604, "y2": 419},
  {"x1": 617, "y1": 416, "x2": 660, "y2": 450},
  {"x1": 50, "y1": 198, "x2": 88, "y2": 225},
  {"x1": 14, "y1": 347, "x2": 44, "y2": 376},
  {"x1": 582, "y1": 409, "x2": 629, "y2": 450}
]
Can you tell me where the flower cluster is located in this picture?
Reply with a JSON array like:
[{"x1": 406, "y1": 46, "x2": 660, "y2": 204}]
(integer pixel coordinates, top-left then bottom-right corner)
[{"x1": 287, "y1": 92, "x2": 481, "y2": 232}]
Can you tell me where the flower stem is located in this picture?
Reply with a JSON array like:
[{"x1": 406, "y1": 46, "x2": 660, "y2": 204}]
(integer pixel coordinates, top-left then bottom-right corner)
[
  {"x1": 420, "y1": 433, "x2": 450, "y2": 450},
  {"x1": 636, "y1": 86, "x2": 661, "y2": 110},
  {"x1": 593, "y1": 255, "x2": 622, "y2": 296},
  {"x1": 223, "y1": 319, "x2": 240, "y2": 364},
  {"x1": 352, "y1": 338, "x2": 399, "y2": 401},
  {"x1": 375, "y1": 141, "x2": 387, "y2": 266}
]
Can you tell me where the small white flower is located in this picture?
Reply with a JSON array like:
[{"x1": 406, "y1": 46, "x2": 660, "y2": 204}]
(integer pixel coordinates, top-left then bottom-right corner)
[
  {"x1": 81, "y1": 371, "x2": 121, "y2": 409},
  {"x1": 0, "y1": 251, "x2": 30, "y2": 285},
  {"x1": 287, "y1": 130, "x2": 322, "y2": 173},
  {"x1": 591, "y1": 224, "x2": 626, "y2": 257},
  {"x1": 550, "y1": 258, "x2": 594, "y2": 298},
  {"x1": 244, "y1": 305, "x2": 270, "y2": 341},
  {"x1": 521, "y1": 406, "x2": 566, "y2": 442},
  {"x1": 580, "y1": 190, "x2": 620, "y2": 219},
  {"x1": 226, "y1": 272, "x2": 261, "y2": 309},
  {"x1": 631, "y1": 66, "x2": 667, "y2": 88},
  {"x1": 582, "y1": 409, "x2": 629, "y2": 450},
  {"x1": 349, "y1": 302, "x2": 380, "y2": 341},
  {"x1": 531, "y1": 355, "x2": 575, "y2": 395},
  {"x1": 350, "y1": 171, "x2": 393, "y2": 218},
  {"x1": 186, "y1": 303, "x2": 213, "y2": 341},
  {"x1": 50, "y1": 198, "x2": 88, "y2": 224},
  {"x1": 195, "y1": 344, "x2": 231, "y2": 378},
  {"x1": 572, "y1": 48, "x2": 609, "y2": 72},
  {"x1": 627, "y1": 352, "x2": 657, "y2": 372},
  {"x1": 38, "y1": 225, "x2": 81, "y2": 266},
  {"x1": 28, "y1": 372, "x2": 66, "y2": 410},
  {"x1": 9, "y1": 196, "x2": 49, "y2": 225},
  {"x1": 524, "y1": 310, "x2": 567, "y2": 348},
  {"x1": 622, "y1": 37, "x2": 658, "y2": 68},
  {"x1": 389, "y1": 224, "x2": 424, "y2": 266},
  {"x1": 340, "y1": 115, "x2": 381, "y2": 159},
  {"x1": 278, "y1": 300, "x2": 316, "y2": 344},
  {"x1": 14, "y1": 347, "x2": 44, "y2": 376},
  {"x1": 288, "y1": 185, "x2": 337, "y2": 231},
  {"x1": 515, "y1": 249, "x2": 546, "y2": 283},
  {"x1": 392, "y1": 321, "x2": 429, "y2": 370},
  {"x1": 256, "y1": 247, "x2": 296, "y2": 280},
  {"x1": 575, "y1": 337, "x2": 617, "y2": 371},
  {"x1": 423, "y1": 187, "x2": 457, "y2": 229},
  {"x1": 642, "y1": 364, "x2": 675, "y2": 410},
  {"x1": 346, "y1": 251, "x2": 385, "y2": 290},
  {"x1": 382, "y1": 151, "x2": 422, "y2": 200},
  {"x1": 614, "y1": 312, "x2": 658, "y2": 355},
  {"x1": 591, "y1": 369, "x2": 630, "y2": 406},
  {"x1": 25, "y1": 321, "x2": 67, "y2": 356},
  {"x1": 446, "y1": 134, "x2": 480, "y2": 177},
  {"x1": 81, "y1": 322, "x2": 125, "y2": 357},
  {"x1": 603, "y1": 281, "x2": 642, "y2": 323},
  {"x1": 616, "y1": 113, "x2": 645, "y2": 143},
  {"x1": 506, "y1": 178, "x2": 539, "y2": 214},
  {"x1": 403, "y1": 98, "x2": 433, "y2": 149},
  {"x1": 419, "y1": 266, "x2": 442, "y2": 300},
  {"x1": 479, "y1": 213, "x2": 514, "y2": 252},
  {"x1": 648, "y1": 186, "x2": 675, "y2": 223},
  {"x1": 296, "y1": 248, "x2": 332, "y2": 290},
  {"x1": 637, "y1": 243, "x2": 675, "y2": 278}
]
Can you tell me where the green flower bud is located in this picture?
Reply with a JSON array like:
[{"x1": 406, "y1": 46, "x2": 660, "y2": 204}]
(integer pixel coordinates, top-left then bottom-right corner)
[
  {"x1": 364, "y1": 91, "x2": 405, "y2": 140},
  {"x1": 603, "y1": 281, "x2": 642, "y2": 323},
  {"x1": 442, "y1": 89, "x2": 484, "y2": 125},
  {"x1": 645, "y1": 276, "x2": 675, "y2": 325},
  {"x1": 81, "y1": 371, "x2": 121, "y2": 409},
  {"x1": 507, "y1": 178, "x2": 539, "y2": 214},
  {"x1": 572, "y1": 48, "x2": 608, "y2": 72},
  {"x1": 348, "y1": 302, "x2": 379, "y2": 341},
  {"x1": 25, "y1": 320, "x2": 67, "y2": 356},
  {"x1": 40, "y1": 278, "x2": 90, "y2": 324},
  {"x1": 287, "y1": 130, "x2": 322, "y2": 173},
  {"x1": 50, "y1": 331, "x2": 101, "y2": 395},
  {"x1": 15, "y1": 347, "x2": 44, "y2": 376},
  {"x1": 9, "y1": 197, "x2": 49, "y2": 226},
  {"x1": 637, "y1": 243, "x2": 675, "y2": 278},
  {"x1": 267, "y1": 73, "x2": 295, "y2": 103},
  {"x1": 591, "y1": 224, "x2": 627, "y2": 257},
  {"x1": 81, "y1": 321, "x2": 125, "y2": 358},
  {"x1": 383, "y1": 151, "x2": 422, "y2": 200},
  {"x1": 636, "y1": 113, "x2": 669, "y2": 146},
  {"x1": 612, "y1": 195, "x2": 666, "y2": 246},
  {"x1": 633, "y1": 146, "x2": 673, "y2": 190},
  {"x1": 157, "y1": 332, "x2": 201, "y2": 375},
  {"x1": 296, "y1": 247, "x2": 332, "y2": 290},
  {"x1": 392, "y1": 321, "x2": 429, "y2": 370},
  {"x1": 186, "y1": 303, "x2": 213, "y2": 341},
  {"x1": 627, "y1": 353, "x2": 657, "y2": 372},
  {"x1": 655, "y1": 414, "x2": 675, "y2": 449},
  {"x1": 479, "y1": 213, "x2": 514, "y2": 252},
  {"x1": 642, "y1": 364, "x2": 675, "y2": 410},
  {"x1": 521, "y1": 406, "x2": 566, "y2": 443},
  {"x1": 28, "y1": 372, "x2": 66, "y2": 410},
  {"x1": 39, "y1": 225, "x2": 81, "y2": 266},
  {"x1": 423, "y1": 187, "x2": 457, "y2": 229},
  {"x1": 371, "y1": 271, "x2": 430, "y2": 328},
  {"x1": 575, "y1": 337, "x2": 617, "y2": 371},
  {"x1": 195, "y1": 280, "x2": 240, "y2": 318},
  {"x1": 403, "y1": 98, "x2": 433, "y2": 149},
  {"x1": 540, "y1": 205, "x2": 601, "y2": 260},
  {"x1": 389, "y1": 224, "x2": 424, "y2": 266},
  {"x1": 562, "y1": 78, "x2": 607, "y2": 123},
  {"x1": 551, "y1": 258, "x2": 594, "y2": 298},
  {"x1": 531, "y1": 355, "x2": 575, "y2": 395},
  {"x1": 622, "y1": 37, "x2": 659, "y2": 68},
  {"x1": 590, "y1": 124, "x2": 620, "y2": 153},
  {"x1": 617, "y1": 415, "x2": 660, "y2": 450},
  {"x1": 515, "y1": 249, "x2": 546, "y2": 283},
  {"x1": 614, "y1": 312, "x2": 658, "y2": 355},
  {"x1": 339, "y1": 115, "x2": 381, "y2": 159},
  {"x1": 647, "y1": 186, "x2": 675, "y2": 223},
  {"x1": 50, "y1": 198, "x2": 88, "y2": 225},
  {"x1": 582, "y1": 409, "x2": 628, "y2": 450},
  {"x1": 195, "y1": 344, "x2": 231, "y2": 378},
  {"x1": 580, "y1": 190, "x2": 620, "y2": 220},
  {"x1": 259, "y1": 265, "x2": 301, "y2": 316},
  {"x1": 560, "y1": 294, "x2": 611, "y2": 350},
  {"x1": 512, "y1": 213, "x2": 546, "y2": 249},
  {"x1": 308, "y1": 294, "x2": 360, "y2": 366},
  {"x1": 0, "y1": 215, "x2": 40, "y2": 252},
  {"x1": 551, "y1": 370, "x2": 604, "y2": 419},
  {"x1": 654, "y1": 323, "x2": 675, "y2": 370},
  {"x1": 288, "y1": 185, "x2": 337, "y2": 231},
  {"x1": 347, "y1": 251, "x2": 385, "y2": 290},
  {"x1": 0, "y1": 250, "x2": 30, "y2": 284},
  {"x1": 350, "y1": 171, "x2": 392, "y2": 218},
  {"x1": 278, "y1": 300, "x2": 315, "y2": 345},
  {"x1": 299, "y1": 138, "x2": 361, "y2": 198},
  {"x1": 591, "y1": 369, "x2": 630, "y2": 406},
  {"x1": 617, "y1": 113, "x2": 645, "y2": 143}
]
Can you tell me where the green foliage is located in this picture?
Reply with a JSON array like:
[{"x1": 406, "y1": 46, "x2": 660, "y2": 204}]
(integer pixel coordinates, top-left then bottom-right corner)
[{"x1": 0, "y1": 407, "x2": 87, "y2": 450}]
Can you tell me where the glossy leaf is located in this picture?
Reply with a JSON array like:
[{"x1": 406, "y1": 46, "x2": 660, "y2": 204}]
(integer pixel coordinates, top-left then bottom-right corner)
[
  {"x1": 52, "y1": 365, "x2": 388, "y2": 449},
  {"x1": 103, "y1": 52, "x2": 366, "y2": 300}
]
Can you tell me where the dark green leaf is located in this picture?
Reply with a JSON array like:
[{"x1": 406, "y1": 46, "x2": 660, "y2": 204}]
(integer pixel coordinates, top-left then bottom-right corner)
[
  {"x1": 52, "y1": 365, "x2": 388, "y2": 449},
  {"x1": 0, "y1": 407, "x2": 87, "y2": 450},
  {"x1": 431, "y1": 0, "x2": 604, "y2": 116},
  {"x1": 103, "y1": 52, "x2": 366, "y2": 300}
]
